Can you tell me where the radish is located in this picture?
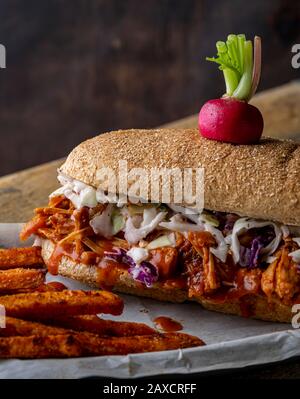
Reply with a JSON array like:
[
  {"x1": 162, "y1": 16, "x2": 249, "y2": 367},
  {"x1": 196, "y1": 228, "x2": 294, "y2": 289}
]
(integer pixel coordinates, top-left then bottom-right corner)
[{"x1": 199, "y1": 35, "x2": 263, "y2": 144}]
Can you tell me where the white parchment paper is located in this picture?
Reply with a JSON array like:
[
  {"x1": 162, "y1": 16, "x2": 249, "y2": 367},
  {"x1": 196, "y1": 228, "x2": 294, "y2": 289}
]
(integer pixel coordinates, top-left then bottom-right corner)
[{"x1": 0, "y1": 223, "x2": 299, "y2": 379}]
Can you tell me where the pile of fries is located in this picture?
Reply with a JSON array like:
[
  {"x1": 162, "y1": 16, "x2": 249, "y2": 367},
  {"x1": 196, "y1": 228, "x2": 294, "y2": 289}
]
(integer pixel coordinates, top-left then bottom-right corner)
[{"x1": 0, "y1": 247, "x2": 204, "y2": 358}]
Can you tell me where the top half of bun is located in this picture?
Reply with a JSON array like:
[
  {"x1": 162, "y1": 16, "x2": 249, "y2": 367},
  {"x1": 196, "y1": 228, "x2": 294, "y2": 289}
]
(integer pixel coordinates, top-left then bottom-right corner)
[{"x1": 59, "y1": 129, "x2": 300, "y2": 226}]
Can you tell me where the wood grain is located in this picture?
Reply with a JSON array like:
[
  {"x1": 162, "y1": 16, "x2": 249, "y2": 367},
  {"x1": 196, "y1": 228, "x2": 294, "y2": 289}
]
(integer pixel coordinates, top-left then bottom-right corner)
[
  {"x1": 0, "y1": 81, "x2": 299, "y2": 223},
  {"x1": 0, "y1": 159, "x2": 64, "y2": 222}
]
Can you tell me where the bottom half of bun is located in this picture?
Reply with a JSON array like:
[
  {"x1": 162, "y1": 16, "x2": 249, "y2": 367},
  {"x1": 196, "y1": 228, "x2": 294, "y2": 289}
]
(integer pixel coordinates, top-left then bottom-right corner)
[{"x1": 41, "y1": 239, "x2": 293, "y2": 323}]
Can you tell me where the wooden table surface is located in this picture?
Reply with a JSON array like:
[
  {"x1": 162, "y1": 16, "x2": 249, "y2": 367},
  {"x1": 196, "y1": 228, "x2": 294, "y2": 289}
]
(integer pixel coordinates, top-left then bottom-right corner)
[{"x1": 0, "y1": 81, "x2": 300, "y2": 378}]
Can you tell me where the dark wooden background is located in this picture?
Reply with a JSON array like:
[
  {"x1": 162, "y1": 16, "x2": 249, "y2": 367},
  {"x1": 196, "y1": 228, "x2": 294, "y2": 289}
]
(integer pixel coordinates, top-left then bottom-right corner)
[{"x1": 0, "y1": 0, "x2": 299, "y2": 175}]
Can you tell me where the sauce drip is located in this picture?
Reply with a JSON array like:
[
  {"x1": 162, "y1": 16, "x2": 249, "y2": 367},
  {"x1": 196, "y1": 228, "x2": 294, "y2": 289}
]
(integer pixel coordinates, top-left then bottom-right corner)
[
  {"x1": 48, "y1": 243, "x2": 79, "y2": 275},
  {"x1": 96, "y1": 259, "x2": 128, "y2": 291},
  {"x1": 153, "y1": 316, "x2": 183, "y2": 332},
  {"x1": 44, "y1": 281, "x2": 67, "y2": 291}
]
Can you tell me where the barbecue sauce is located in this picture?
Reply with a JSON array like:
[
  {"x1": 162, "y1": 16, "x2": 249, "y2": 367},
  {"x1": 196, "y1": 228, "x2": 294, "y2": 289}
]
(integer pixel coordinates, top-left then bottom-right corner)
[
  {"x1": 47, "y1": 244, "x2": 77, "y2": 275},
  {"x1": 153, "y1": 316, "x2": 183, "y2": 332},
  {"x1": 96, "y1": 258, "x2": 128, "y2": 290},
  {"x1": 47, "y1": 239, "x2": 129, "y2": 291}
]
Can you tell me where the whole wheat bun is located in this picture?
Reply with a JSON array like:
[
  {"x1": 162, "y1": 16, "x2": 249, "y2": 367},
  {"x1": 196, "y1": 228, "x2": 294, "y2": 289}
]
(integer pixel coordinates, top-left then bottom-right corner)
[
  {"x1": 41, "y1": 239, "x2": 292, "y2": 323},
  {"x1": 59, "y1": 129, "x2": 300, "y2": 226}
]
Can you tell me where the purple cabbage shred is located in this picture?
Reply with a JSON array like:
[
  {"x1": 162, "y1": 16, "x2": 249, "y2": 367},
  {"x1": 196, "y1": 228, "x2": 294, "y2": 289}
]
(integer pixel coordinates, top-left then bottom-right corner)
[
  {"x1": 240, "y1": 237, "x2": 264, "y2": 269},
  {"x1": 129, "y1": 262, "x2": 158, "y2": 288},
  {"x1": 104, "y1": 248, "x2": 158, "y2": 287},
  {"x1": 239, "y1": 228, "x2": 276, "y2": 269}
]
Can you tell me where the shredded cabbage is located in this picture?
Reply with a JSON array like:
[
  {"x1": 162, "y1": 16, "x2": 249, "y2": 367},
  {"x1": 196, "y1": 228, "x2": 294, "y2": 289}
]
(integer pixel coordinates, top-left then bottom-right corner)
[
  {"x1": 231, "y1": 217, "x2": 282, "y2": 264},
  {"x1": 159, "y1": 214, "x2": 204, "y2": 233},
  {"x1": 224, "y1": 234, "x2": 232, "y2": 245},
  {"x1": 166, "y1": 204, "x2": 200, "y2": 224},
  {"x1": 142, "y1": 208, "x2": 157, "y2": 226},
  {"x1": 204, "y1": 223, "x2": 229, "y2": 262},
  {"x1": 124, "y1": 208, "x2": 167, "y2": 244},
  {"x1": 281, "y1": 225, "x2": 290, "y2": 239},
  {"x1": 265, "y1": 255, "x2": 277, "y2": 264},
  {"x1": 147, "y1": 234, "x2": 175, "y2": 250},
  {"x1": 50, "y1": 175, "x2": 97, "y2": 209},
  {"x1": 129, "y1": 262, "x2": 158, "y2": 287},
  {"x1": 289, "y1": 249, "x2": 300, "y2": 263},
  {"x1": 111, "y1": 208, "x2": 125, "y2": 235},
  {"x1": 199, "y1": 212, "x2": 219, "y2": 227},
  {"x1": 239, "y1": 237, "x2": 264, "y2": 268},
  {"x1": 293, "y1": 237, "x2": 300, "y2": 246},
  {"x1": 126, "y1": 247, "x2": 149, "y2": 264},
  {"x1": 90, "y1": 204, "x2": 114, "y2": 238},
  {"x1": 104, "y1": 248, "x2": 158, "y2": 287},
  {"x1": 50, "y1": 177, "x2": 297, "y2": 268}
]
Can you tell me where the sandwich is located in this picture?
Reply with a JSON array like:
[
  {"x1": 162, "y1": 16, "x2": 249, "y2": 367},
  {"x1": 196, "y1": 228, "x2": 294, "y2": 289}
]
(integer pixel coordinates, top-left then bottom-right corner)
[{"x1": 21, "y1": 128, "x2": 300, "y2": 323}]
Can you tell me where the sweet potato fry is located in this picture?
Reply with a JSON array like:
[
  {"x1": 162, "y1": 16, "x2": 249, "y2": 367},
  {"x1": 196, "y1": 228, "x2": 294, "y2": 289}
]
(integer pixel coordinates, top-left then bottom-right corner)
[
  {"x1": 78, "y1": 332, "x2": 205, "y2": 355},
  {"x1": 0, "y1": 335, "x2": 83, "y2": 358},
  {"x1": 0, "y1": 247, "x2": 44, "y2": 269},
  {"x1": 45, "y1": 314, "x2": 156, "y2": 337},
  {"x1": 0, "y1": 269, "x2": 46, "y2": 293},
  {"x1": 0, "y1": 332, "x2": 204, "y2": 358},
  {"x1": 0, "y1": 315, "x2": 154, "y2": 340},
  {"x1": 35, "y1": 281, "x2": 68, "y2": 292},
  {"x1": 0, "y1": 290, "x2": 124, "y2": 319},
  {"x1": 0, "y1": 281, "x2": 67, "y2": 296},
  {"x1": 0, "y1": 317, "x2": 72, "y2": 337}
]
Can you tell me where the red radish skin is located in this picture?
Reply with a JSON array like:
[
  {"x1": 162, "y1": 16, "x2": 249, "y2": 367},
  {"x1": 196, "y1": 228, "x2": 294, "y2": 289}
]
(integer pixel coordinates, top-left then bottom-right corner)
[{"x1": 199, "y1": 98, "x2": 264, "y2": 144}]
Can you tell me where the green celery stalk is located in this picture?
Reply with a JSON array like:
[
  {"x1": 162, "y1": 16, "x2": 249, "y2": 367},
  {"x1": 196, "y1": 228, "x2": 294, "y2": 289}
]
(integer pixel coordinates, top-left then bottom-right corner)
[
  {"x1": 233, "y1": 40, "x2": 253, "y2": 100},
  {"x1": 206, "y1": 34, "x2": 259, "y2": 101}
]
